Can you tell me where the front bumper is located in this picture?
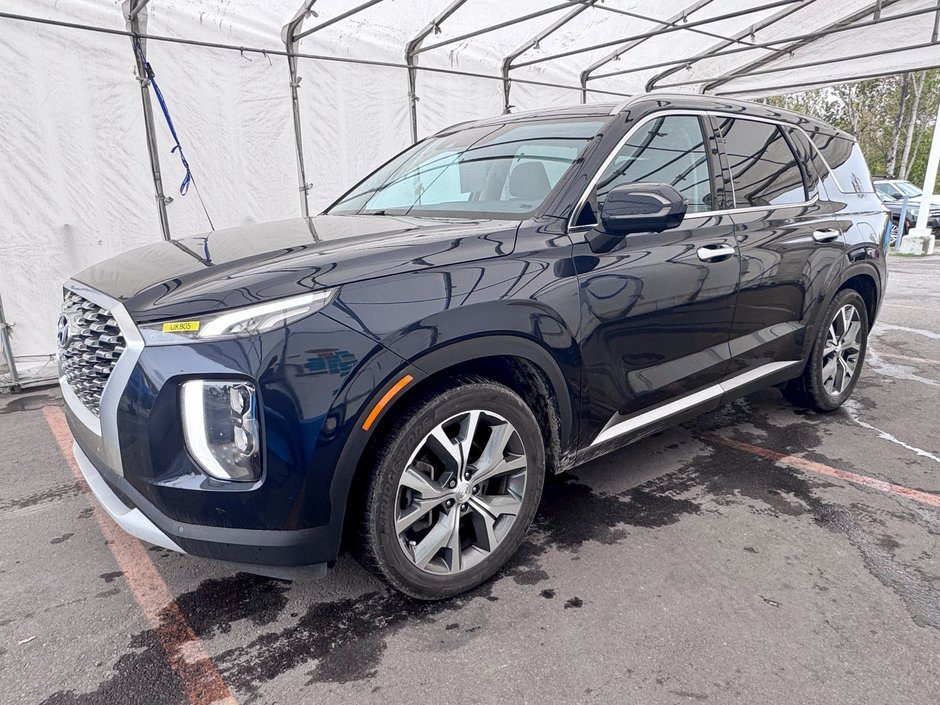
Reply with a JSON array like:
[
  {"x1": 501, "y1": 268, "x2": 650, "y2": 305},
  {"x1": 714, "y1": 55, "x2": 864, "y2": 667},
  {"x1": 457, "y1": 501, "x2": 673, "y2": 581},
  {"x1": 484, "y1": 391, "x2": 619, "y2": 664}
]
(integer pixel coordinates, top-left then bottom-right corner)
[
  {"x1": 74, "y1": 440, "x2": 328, "y2": 579},
  {"x1": 56, "y1": 279, "x2": 383, "y2": 579}
]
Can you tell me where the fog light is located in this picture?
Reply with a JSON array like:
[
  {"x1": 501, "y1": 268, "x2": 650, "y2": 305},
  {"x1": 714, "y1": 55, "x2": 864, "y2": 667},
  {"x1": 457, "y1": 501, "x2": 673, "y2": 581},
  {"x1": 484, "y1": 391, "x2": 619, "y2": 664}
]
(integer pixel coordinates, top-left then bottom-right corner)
[{"x1": 180, "y1": 380, "x2": 262, "y2": 482}]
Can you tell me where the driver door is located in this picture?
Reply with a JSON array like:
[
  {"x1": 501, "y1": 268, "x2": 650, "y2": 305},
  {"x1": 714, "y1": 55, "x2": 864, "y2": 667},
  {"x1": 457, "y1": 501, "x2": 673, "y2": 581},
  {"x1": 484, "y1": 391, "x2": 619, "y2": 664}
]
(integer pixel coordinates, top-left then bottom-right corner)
[{"x1": 569, "y1": 113, "x2": 740, "y2": 448}]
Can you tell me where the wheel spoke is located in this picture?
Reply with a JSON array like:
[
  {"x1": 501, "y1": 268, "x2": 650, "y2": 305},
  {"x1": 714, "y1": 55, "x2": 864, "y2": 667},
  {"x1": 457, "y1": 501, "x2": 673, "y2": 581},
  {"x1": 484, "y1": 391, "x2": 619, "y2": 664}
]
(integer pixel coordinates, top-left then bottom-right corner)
[
  {"x1": 469, "y1": 505, "x2": 499, "y2": 553},
  {"x1": 399, "y1": 466, "x2": 448, "y2": 500},
  {"x1": 842, "y1": 319, "x2": 861, "y2": 347},
  {"x1": 426, "y1": 426, "x2": 462, "y2": 473},
  {"x1": 469, "y1": 493, "x2": 522, "y2": 519},
  {"x1": 471, "y1": 453, "x2": 527, "y2": 486},
  {"x1": 840, "y1": 306, "x2": 852, "y2": 337},
  {"x1": 396, "y1": 495, "x2": 449, "y2": 534},
  {"x1": 456, "y1": 410, "x2": 482, "y2": 474},
  {"x1": 834, "y1": 359, "x2": 848, "y2": 394},
  {"x1": 444, "y1": 509, "x2": 463, "y2": 572},
  {"x1": 412, "y1": 508, "x2": 459, "y2": 570},
  {"x1": 840, "y1": 355, "x2": 857, "y2": 382}
]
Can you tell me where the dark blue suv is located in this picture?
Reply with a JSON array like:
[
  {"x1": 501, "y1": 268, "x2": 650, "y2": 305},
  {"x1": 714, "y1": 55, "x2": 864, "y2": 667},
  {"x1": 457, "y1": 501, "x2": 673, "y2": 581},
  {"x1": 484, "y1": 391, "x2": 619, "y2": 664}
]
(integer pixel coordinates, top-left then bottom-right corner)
[{"x1": 59, "y1": 95, "x2": 887, "y2": 599}]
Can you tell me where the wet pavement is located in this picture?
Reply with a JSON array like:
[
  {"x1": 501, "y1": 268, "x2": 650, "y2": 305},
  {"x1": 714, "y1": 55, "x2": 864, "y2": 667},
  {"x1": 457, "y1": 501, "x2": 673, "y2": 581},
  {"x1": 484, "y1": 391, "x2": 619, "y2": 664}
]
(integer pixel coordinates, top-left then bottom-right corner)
[{"x1": 2, "y1": 254, "x2": 939, "y2": 704}]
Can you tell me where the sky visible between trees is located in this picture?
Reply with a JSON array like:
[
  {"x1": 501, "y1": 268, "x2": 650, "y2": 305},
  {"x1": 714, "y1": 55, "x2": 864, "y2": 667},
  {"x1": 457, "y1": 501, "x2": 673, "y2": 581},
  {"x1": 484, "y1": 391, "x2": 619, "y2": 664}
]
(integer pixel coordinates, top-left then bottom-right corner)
[{"x1": 764, "y1": 69, "x2": 940, "y2": 189}]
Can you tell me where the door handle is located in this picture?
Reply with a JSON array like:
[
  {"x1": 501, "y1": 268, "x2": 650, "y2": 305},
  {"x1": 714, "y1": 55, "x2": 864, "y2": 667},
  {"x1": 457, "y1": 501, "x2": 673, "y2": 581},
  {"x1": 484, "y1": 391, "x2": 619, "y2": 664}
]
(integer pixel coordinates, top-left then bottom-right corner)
[
  {"x1": 697, "y1": 244, "x2": 736, "y2": 262},
  {"x1": 813, "y1": 228, "x2": 841, "y2": 243}
]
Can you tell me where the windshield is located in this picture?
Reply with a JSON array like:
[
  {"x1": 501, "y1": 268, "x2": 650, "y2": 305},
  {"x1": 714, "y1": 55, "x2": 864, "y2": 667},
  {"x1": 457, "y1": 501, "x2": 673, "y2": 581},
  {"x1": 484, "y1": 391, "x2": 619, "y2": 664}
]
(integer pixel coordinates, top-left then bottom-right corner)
[
  {"x1": 895, "y1": 181, "x2": 923, "y2": 198},
  {"x1": 328, "y1": 117, "x2": 606, "y2": 219}
]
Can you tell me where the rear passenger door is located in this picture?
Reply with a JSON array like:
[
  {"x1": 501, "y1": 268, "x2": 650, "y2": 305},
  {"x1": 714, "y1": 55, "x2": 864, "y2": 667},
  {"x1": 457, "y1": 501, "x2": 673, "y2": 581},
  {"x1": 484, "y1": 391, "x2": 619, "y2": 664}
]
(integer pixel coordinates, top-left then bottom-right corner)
[{"x1": 711, "y1": 116, "x2": 845, "y2": 381}]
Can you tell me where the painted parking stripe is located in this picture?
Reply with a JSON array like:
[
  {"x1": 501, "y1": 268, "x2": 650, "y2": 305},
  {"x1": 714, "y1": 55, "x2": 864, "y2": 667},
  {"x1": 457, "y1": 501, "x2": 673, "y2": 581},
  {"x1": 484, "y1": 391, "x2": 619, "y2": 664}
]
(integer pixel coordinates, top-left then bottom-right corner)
[
  {"x1": 43, "y1": 406, "x2": 238, "y2": 705},
  {"x1": 875, "y1": 351, "x2": 940, "y2": 366},
  {"x1": 704, "y1": 433, "x2": 940, "y2": 509}
]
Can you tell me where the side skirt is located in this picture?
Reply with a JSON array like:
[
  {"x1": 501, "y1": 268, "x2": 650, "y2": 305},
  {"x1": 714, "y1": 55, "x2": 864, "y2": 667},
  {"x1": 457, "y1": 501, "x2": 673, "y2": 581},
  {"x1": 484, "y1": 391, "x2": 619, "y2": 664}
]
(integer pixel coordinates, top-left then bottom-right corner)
[{"x1": 563, "y1": 360, "x2": 803, "y2": 471}]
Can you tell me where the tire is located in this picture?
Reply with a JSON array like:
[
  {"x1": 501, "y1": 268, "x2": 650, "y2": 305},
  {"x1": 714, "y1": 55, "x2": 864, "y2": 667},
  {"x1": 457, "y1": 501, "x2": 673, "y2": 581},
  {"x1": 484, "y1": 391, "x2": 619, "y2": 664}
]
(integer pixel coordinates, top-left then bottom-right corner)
[
  {"x1": 782, "y1": 289, "x2": 869, "y2": 412},
  {"x1": 356, "y1": 378, "x2": 545, "y2": 600}
]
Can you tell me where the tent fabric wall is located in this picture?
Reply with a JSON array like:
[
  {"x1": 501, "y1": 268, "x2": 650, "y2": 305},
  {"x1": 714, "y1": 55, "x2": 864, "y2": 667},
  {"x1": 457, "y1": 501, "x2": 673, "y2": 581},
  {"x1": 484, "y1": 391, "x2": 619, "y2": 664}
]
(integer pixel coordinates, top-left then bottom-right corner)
[{"x1": 1, "y1": 0, "x2": 939, "y2": 384}]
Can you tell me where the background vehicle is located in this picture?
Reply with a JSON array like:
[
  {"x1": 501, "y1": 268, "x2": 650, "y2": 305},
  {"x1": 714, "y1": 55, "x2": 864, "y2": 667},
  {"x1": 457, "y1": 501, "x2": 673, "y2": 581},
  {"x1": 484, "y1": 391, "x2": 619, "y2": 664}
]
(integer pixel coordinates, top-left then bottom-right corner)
[
  {"x1": 59, "y1": 95, "x2": 887, "y2": 599},
  {"x1": 874, "y1": 178, "x2": 940, "y2": 242}
]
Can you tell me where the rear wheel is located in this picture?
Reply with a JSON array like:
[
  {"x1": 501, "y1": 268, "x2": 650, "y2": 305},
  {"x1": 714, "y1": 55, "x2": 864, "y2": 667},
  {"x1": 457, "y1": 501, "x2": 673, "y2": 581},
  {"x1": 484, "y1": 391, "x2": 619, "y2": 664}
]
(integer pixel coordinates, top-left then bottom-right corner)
[
  {"x1": 782, "y1": 289, "x2": 869, "y2": 411},
  {"x1": 356, "y1": 379, "x2": 545, "y2": 600}
]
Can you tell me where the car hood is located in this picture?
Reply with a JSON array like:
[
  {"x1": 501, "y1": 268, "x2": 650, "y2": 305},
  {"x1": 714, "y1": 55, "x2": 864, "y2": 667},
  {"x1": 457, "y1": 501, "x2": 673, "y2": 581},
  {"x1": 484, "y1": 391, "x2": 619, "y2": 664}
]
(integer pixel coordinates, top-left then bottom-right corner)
[
  {"x1": 884, "y1": 194, "x2": 940, "y2": 210},
  {"x1": 72, "y1": 214, "x2": 517, "y2": 322}
]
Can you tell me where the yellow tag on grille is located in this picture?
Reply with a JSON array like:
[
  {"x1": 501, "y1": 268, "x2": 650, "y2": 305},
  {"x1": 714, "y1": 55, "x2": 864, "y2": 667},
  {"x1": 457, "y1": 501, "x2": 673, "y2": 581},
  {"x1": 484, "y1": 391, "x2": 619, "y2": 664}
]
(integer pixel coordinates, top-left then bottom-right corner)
[{"x1": 162, "y1": 321, "x2": 200, "y2": 333}]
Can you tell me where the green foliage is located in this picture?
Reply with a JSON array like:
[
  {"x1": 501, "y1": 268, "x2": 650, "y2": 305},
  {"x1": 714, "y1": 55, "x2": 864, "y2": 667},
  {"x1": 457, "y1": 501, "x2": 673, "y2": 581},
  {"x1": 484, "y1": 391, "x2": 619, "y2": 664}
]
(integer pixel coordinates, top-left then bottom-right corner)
[{"x1": 763, "y1": 70, "x2": 940, "y2": 188}]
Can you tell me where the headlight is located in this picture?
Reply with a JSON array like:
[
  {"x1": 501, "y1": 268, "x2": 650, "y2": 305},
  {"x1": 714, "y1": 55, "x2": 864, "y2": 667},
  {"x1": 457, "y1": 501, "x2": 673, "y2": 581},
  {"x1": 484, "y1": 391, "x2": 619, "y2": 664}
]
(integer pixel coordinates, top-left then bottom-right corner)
[
  {"x1": 181, "y1": 380, "x2": 262, "y2": 482},
  {"x1": 141, "y1": 290, "x2": 336, "y2": 343}
]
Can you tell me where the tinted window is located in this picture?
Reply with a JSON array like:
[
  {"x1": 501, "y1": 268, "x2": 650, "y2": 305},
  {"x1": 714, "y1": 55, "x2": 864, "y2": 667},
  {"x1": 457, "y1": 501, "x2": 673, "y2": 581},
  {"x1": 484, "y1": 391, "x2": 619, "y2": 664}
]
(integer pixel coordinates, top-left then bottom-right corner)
[
  {"x1": 596, "y1": 115, "x2": 713, "y2": 213},
  {"x1": 809, "y1": 133, "x2": 875, "y2": 194},
  {"x1": 717, "y1": 119, "x2": 807, "y2": 207},
  {"x1": 329, "y1": 118, "x2": 605, "y2": 218}
]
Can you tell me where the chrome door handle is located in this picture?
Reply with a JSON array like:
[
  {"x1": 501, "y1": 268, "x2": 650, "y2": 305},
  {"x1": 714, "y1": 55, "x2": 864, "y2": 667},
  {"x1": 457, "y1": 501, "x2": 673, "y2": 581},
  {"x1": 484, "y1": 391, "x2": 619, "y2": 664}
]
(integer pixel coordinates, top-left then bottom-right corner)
[
  {"x1": 813, "y1": 228, "x2": 841, "y2": 243},
  {"x1": 697, "y1": 244, "x2": 736, "y2": 262}
]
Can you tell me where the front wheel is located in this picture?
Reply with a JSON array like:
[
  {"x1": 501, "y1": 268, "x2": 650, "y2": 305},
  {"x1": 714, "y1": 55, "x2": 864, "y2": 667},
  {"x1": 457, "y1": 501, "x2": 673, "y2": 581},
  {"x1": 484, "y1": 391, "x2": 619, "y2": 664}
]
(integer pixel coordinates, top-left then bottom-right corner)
[
  {"x1": 782, "y1": 289, "x2": 869, "y2": 411},
  {"x1": 356, "y1": 379, "x2": 545, "y2": 600}
]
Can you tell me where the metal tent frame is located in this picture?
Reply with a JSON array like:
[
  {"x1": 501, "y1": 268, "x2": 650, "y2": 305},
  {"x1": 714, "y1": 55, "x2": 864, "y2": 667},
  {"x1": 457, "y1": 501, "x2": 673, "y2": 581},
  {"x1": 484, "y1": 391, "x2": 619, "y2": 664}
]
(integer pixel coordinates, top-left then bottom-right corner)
[{"x1": 2, "y1": 0, "x2": 940, "y2": 390}]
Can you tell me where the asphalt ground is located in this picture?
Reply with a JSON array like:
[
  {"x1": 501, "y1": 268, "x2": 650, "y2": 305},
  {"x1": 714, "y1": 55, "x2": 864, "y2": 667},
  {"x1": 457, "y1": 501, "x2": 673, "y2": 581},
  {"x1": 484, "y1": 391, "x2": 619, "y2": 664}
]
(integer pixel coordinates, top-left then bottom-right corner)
[{"x1": 2, "y1": 254, "x2": 939, "y2": 705}]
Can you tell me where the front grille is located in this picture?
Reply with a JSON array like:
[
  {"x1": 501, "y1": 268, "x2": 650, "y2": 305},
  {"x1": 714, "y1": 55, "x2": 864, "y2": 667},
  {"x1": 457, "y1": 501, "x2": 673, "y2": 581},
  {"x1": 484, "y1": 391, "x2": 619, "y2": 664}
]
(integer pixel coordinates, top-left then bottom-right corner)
[{"x1": 58, "y1": 291, "x2": 126, "y2": 415}]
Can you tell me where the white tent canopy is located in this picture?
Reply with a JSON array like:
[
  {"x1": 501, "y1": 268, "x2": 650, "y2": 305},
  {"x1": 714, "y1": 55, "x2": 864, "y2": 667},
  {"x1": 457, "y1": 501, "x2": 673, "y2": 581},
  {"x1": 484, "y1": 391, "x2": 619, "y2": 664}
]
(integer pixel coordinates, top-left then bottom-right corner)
[{"x1": 1, "y1": 0, "x2": 939, "y2": 386}]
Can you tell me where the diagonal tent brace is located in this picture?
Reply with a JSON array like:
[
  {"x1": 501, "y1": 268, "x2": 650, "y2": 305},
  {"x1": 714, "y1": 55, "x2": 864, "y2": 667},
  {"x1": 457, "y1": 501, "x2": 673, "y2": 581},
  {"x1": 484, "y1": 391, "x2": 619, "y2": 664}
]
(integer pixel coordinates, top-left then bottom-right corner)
[
  {"x1": 405, "y1": 0, "x2": 470, "y2": 144},
  {"x1": 511, "y1": 0, "x2": 805, "y2": 70},
  {"x1": 579, "y1": 0, "x2": 717, "y2": 102},
  {"x1": 642, "y1": 3, "x2": 940, "y2": 91},
  {"x1": 123, "y1": 0, "x2": 171, "y2": 241},
  {"x1": 643, "y1": 0, "x2": 816, "y2": 91},
  {"x1": 701, "y1": 0, "x2": 906, "y2": 92},
  {"x1": 501, "y1": 0, "x2": 599, "y2": 114}
]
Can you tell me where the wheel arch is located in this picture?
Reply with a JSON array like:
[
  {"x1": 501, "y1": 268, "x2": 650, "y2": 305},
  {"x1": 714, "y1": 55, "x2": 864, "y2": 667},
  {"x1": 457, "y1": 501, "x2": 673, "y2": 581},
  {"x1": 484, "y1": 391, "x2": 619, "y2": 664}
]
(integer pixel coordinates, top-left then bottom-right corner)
[
  {"x1": 836, "y1": 263, "x2": 882, "y2": 326},
  {"x1": 332, "y1": 334, "x2": 576, "y2": 554}
]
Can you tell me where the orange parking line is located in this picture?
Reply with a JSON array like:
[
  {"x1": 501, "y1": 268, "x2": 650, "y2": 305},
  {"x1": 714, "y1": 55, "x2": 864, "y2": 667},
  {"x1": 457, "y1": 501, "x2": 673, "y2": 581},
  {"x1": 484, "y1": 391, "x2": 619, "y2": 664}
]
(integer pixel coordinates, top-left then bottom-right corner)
[
  {"x1": 704, "y1": 433, "x2": 940, "y2": 509},
  {"x1": 43, "y1": 406, "x2": 238, "y2": 705}
]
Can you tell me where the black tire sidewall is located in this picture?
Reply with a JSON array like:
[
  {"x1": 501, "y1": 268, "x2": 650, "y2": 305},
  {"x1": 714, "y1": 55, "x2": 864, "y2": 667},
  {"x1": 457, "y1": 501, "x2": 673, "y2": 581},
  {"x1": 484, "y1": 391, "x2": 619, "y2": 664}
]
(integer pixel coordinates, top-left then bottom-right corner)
[
  {"x1": 806, "y1": 289, "x2": 869, "y2": 411},
  {"x1": 364, "y1": 381, "x2": 545, "y2": 600}
]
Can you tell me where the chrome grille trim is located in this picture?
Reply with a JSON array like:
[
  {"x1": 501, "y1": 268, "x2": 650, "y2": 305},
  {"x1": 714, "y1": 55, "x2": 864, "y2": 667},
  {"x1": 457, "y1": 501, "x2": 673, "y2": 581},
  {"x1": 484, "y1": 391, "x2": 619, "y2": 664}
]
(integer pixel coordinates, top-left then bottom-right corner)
[
  {"x1": 58, "y1": 291, "x2": 127, "y2": 416},
  {"x1": 57, "y1": 281, "x2": 146, "y2": 479}
]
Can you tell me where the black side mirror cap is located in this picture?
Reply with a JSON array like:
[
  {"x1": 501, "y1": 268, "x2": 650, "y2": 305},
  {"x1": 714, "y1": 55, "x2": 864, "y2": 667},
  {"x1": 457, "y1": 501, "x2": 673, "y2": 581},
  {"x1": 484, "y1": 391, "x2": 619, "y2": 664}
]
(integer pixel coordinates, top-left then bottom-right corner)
[{"x1": 600, "y1": 183, "x2": 689, "y2": 235}]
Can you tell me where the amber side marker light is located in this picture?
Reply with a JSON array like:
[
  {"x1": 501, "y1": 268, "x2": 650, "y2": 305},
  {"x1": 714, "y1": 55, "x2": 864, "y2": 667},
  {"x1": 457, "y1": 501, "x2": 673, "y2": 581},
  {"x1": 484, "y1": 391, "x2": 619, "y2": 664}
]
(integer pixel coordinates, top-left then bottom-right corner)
[{"x1": 362, "y1": 375, "x2": 414, "y2": 431}]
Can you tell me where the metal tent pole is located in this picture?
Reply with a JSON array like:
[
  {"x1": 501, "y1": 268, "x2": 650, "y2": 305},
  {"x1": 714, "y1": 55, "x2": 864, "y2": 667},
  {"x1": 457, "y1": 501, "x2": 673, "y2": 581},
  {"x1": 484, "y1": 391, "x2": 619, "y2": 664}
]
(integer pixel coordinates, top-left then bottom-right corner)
[
  {"x1": 512, "y1": 0, "x2": 802, "y2": 70},
  {"x1": 283, "y1": 1, "x2": 320, "y2": 219},
  {"x1": 579, "y1": 0, "x2": 716, "y2": 103},
  {"x1": 0, "y1": 291, "x2": 20, "y2": 392},
  {"x1": 405, "y1": 0, "x2": 468, "y2": 144},
  {"x1": 898, "y1": 101, "x2": 939, "y2": 256},
  {"x1": 501, "y1": 1, "x2": 598, "y2": 114},
  {"x1": 123, "y1": 0, "x2": 171, "y2": 241},
  {"x1": 701, "y1": 0, "x2": 904, "y2": 93}
]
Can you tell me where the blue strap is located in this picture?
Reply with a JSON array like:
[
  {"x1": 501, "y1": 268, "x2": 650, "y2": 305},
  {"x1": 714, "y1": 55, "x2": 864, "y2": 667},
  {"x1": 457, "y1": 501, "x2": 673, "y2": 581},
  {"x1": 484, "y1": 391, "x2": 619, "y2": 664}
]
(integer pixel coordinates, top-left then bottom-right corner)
[
  {"x1": 134, "y1": 38, "x2": 192, "y2": 196},
  {"x1": 134, "y1": 38, "x2": 214, "y2": 230}
]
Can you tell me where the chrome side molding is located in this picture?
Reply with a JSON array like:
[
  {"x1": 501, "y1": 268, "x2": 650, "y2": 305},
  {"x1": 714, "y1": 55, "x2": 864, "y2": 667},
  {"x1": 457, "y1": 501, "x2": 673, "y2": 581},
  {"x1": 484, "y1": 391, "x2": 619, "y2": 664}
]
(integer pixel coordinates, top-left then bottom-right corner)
[{"x1": 591, "y1": 360, "x2": 802, "y2": 447}]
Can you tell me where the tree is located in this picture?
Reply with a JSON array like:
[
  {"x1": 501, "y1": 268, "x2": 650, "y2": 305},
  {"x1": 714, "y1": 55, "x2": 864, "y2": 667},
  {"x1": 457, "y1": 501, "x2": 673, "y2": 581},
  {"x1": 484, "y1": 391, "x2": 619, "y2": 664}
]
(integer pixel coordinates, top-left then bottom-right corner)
[
  {"x1": 762, "y1": 69, "x2": 940, "y2": 189},
  {"x1": 899, "y1": 73, "x2": 925, "y2": 180}
]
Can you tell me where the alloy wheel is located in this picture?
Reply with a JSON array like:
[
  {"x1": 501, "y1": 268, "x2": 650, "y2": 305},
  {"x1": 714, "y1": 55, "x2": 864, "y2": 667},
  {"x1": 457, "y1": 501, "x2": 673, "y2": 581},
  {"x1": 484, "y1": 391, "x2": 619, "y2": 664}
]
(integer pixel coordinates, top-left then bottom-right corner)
[
  {"x1": 394, "y1": 410, "x2": 528, "y2": 575},
  {"x1": 822, "y1": 303, "x2": 862, "y2": 396}
]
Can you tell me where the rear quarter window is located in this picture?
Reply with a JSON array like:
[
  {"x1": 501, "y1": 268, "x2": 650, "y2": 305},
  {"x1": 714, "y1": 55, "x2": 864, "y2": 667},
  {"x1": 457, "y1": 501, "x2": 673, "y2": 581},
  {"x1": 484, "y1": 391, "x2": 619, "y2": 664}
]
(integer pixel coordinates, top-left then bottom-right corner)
[{"x1": 809, "y1": 133, "x2": 875, "y2": 195}]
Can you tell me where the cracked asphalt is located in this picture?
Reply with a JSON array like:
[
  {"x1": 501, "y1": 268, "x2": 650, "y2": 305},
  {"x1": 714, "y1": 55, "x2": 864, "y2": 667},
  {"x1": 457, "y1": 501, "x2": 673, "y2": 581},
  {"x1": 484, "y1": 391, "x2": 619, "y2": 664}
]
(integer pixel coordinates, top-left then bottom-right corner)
[{"x1": 2, "y1": 254, "x2": 939, "y2": 705}]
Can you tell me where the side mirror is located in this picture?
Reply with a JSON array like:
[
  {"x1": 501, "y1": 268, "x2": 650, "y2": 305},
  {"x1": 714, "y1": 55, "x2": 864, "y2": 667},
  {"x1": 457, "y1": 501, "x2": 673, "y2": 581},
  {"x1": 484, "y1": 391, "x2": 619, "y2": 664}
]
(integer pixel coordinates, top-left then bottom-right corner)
[{"x1": 600, "y1": 183, "x2": 688, "y2": 235}]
